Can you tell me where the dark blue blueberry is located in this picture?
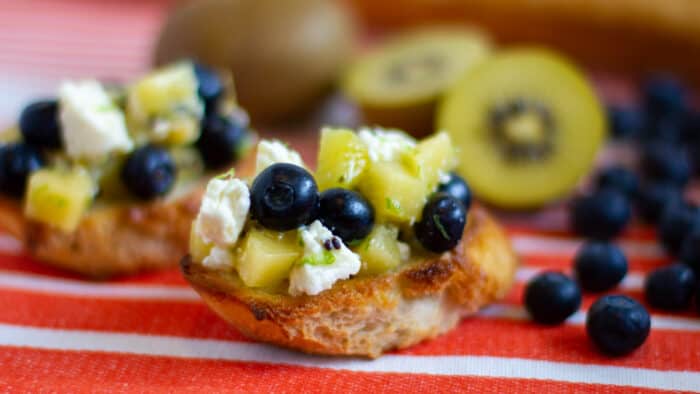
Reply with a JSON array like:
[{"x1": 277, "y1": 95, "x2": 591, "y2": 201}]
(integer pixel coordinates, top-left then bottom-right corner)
[
  {"x1": 0, "y1": 143, "x2": 44, "y2": 198},
  {"x1": 414, "y1": 193, "x2": 466, "y2": 253},
  {"x1": 586, "y1": 295, "x2": 650, "y2": 356},
  {"x1": 608, "y1": 106, "x2": 644, "y2": 140},
  {"x1": 635, "y1": 182, "x2": 682, "y2": 224},
  {"x1": 570, "y1": 189, "x2": 631, "y2": 240},
  {"x1": 19, "y1": 99, "x2": 62, "y2": 149},
  {"x1": 645, "y1": 263, "x2": 696, "y2": 310},
  {"x1": 595, "y1": 166, "x2": 638, "y2": 198},
  {"x1": 640, "y1": 142, "x2": 691, "y2": 186},
  {"x1": 679, "y1": 226, "x2": 700, "y2": 273},
  {"x1": 194, "y1": 62, "x2": 224, "y2": 116},
  {"x1": 524, "y1": 272, "x2": 581, "y2": 325},
  {"x1": 642, "y1": 115, "x2": 684, "y2": 144},
  {"x1": 574, "y1": 242, "x2": 628, "y2": 292},
  {"x1": 643, "y1": 75, "x2": 687, "y2": 118},
  {"x1": 251, "y1": 163, "x2": 319, "y2": 231},
  {"x1": 437, "y1": 172, "x2": 471, "y2": 210},
  {"x1": 121, "y1": 145, "x2": 176, "y2": 200},
  {"x1": 658, "y1": 202, "x2": 700, "y2": 255},
  {"x1": 196, "y1": 115, "x2": 249, "y2": 169},
  {"x1": 319, "y1": 188, "x2": 374, "y2": 244}
]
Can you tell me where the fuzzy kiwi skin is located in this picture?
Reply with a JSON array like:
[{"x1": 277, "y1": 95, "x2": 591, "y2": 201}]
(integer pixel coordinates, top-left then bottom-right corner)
[{"x1": 154, "y1": 0, "x2": 357, "y2": 123}]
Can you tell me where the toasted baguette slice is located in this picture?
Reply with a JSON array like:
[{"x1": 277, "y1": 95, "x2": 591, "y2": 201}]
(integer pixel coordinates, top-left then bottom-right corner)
[
  {"x1": 0, "y1": 188, "x2": 202, "y2": 278},
  {"x1": 181, "y1": 205, "x2": 518, "y2": 358}
]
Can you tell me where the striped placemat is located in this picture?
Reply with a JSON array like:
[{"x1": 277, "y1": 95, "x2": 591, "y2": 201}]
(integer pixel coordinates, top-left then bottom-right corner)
[{"x1": 0, "y1": 1, "x2": 698, "y2": 392}]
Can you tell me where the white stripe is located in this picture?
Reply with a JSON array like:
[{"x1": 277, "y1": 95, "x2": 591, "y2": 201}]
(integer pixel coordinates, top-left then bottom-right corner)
[
  {"x1": 512, "y1": 235, "x2": 665, "y2": 259},
  {"x1": 0, "y1": 270, "x2": 199, "y2": 301},
  {"x1": 516, "y1": 267, "x2": 645, "y2": 290},
  {"x1": 480, "y1": 304, "x2": 700, "y2": 332},
  {"x1": 0, "y1": 323, "x2": 697, "y2": 391},
  {"x1": 0, "y1": 235, "x2": 22, "y2": 254}
]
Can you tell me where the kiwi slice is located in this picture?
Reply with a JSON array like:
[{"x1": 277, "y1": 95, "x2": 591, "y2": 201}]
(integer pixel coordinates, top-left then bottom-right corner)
[
  {"x1": 437, "y1": 48, "x2": 605, "y2": 209},
  {"x1": 342, "y1": 28, "x2": 491, "y2": 136}
]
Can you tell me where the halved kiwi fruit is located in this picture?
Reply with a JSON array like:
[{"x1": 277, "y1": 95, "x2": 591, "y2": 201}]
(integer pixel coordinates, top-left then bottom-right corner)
[
  {"x1": 437, "y1": 48, "x2": 605, "y2": 209},
  {"x1": 342, "y1": 27, "x2": 491, "y2": 136}
]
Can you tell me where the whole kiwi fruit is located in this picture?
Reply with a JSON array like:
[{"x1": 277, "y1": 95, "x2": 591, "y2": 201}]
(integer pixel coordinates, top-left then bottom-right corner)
[{"x1": 154, "y1": 0, "x2": 356, "y2": 123}]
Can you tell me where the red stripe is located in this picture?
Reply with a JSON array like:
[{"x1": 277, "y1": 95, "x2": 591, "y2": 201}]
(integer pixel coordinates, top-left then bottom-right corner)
[
  {"x1": 1, "y1": 289, "x2": 698, "y2": 371},
  {"x1": 0, "y1": 347, "x2": 687, "y2": 394}
]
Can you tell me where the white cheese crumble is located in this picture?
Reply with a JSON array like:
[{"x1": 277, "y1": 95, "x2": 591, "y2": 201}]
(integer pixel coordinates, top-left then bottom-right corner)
[
  {"x1": 358, "y1": 127, "x2": 416, "y2": 162},
  {"x1": 398, "y1": 241, "x2": 411, "y2": 262},
  {"x1": 194, "y1": 177, "x2": 250, "y2": 248},
  {"x1": 58, "y1": 80, "x2": 133, "y2": 160},
  {"x1": 202, "y1": 246, "x2": 235, "y2": 270},
  {"x1": 289, "y1": 220, "x2": 361, "y2": 296},
  {"x1": 439, "y1": 171, "x2": 452, "y2": 185},
  {"x1": 254, "y1": 139, "x2": 304, "y2": 175}
]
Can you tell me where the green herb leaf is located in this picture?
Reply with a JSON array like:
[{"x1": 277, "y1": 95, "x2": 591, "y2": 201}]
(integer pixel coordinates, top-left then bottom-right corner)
[
  {"x1": 299, "y1": 250, "x2": 336, "y2": 266},
  {"x1": 433, "y1": 214, "x2": 450, "y2": 240},
  {"x1": 216, "y1": 168, "x2": 236, "y2": 180},
  {"x1": 385, "y1": 197, "x2": 402, "y2": 214}
]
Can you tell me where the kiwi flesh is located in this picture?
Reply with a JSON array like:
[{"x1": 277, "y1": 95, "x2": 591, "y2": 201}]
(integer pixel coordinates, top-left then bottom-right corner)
[
  {"x1": 342, "y1": 27, "x2": 491, "y2": 136},
  {"x1": 437, "y1": 48, "x2": 605, "y2": 209},
  {"x1": 154, "y1": 0, "x2": 356, "y2": 123}
]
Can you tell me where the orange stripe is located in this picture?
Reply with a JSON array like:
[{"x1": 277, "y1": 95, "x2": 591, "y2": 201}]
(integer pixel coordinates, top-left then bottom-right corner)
[
  {"x1": 520, "y1": 254, "x2": 671, "y2": 273},
  {"x1": 0, "y1": 347, "x2": 686, "y2": 394},
  {"x1": 1, "y1": 289, "x2": 698, "y2": 371},
  {"x1": 506, "y1": 225, "x2": 658, "y2": 241}
]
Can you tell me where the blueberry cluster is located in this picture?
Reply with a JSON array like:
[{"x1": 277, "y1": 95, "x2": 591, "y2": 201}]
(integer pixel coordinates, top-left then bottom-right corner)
[
  {"x1": 526, "y1": 75, "x2": 700, "y2": 357},
  {"x1": 0, "y1": 62, "x2": 250, "y2": 201}
]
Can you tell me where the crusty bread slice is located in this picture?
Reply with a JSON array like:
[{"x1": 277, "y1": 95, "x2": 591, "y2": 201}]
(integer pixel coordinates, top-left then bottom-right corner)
[
  {"x1": 0, "y1": 189, "x2": 202, "y2": 278},
  {"x1": 181, "y1": 205, "x2": 518, "y2": 358}
]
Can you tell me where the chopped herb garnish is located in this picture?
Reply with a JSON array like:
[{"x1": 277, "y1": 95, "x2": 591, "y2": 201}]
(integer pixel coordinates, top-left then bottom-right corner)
[
  {"x1": 433, "y1": 214, "x2": 451, "y2": 240},
  {"x1": 216, "y1": 168, "x2": 236, "y2": 180},
  {"x1": 299, "y1": 250, "x2": 336, "y2": 266},
  {"x1": 385, "y1": 197, "x2": 402, "y2": 214}
]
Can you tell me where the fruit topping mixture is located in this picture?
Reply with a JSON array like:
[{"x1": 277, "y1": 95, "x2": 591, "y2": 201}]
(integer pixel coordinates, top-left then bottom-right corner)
[
  {"x1": 190, "y1": 127, "x2": 472, "y2": 296},
  {"x1": 0, "y1": 61, "x2": 252, "y2": 232}
]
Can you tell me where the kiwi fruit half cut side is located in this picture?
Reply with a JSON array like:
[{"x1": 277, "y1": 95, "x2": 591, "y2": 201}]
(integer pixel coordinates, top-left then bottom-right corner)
[
  {"x1": 342, "y1": 27, "x2": 491, "y2": 136},
  {"x1": 437, "y1": 48, "x2": 606, "y2": 209}
]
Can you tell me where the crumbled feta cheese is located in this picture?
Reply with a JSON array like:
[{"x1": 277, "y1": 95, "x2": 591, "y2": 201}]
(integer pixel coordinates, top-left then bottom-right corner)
[
  {"x1": 58, "y1": 80, "x2": 133, "y2": 160},
  {"x1": 358, "y1": 127, "x2": 416, "y2": 162},
  {"x1": 202, "y1": 246, "x2": 235, "y2": 270},
  {"x1": 438, "y1": 171, "x2": 452, "y2": 185},
  {"x1": 289, "y1": 220, "x2": 361, "y2": 296},
  {"x1": 194, "y1": 177, "x2": 250, "y2": 248},
  {"x1": 254, "y1": 139, "x2": 304, "y2": 175},
  {"x1": 398, "y1": 241, "x2": 411, "y2": 262}
]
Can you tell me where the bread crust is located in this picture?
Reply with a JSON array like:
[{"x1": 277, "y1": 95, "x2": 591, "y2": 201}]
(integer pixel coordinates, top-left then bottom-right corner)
[
  {"x1": 0, "y1": 189, "x2": 203, "y2": 278},
  {"x1": 181, "y1": 206, "x2": 518, "y2": 358}
]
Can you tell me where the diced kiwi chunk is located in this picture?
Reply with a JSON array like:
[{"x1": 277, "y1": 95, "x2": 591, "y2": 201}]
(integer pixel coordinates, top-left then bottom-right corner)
[
  {"x1": 358, "y1": 161, "x2": 427, "y2": 224},
  {"x1": 189, "y1": 225, "x2": 213, "y2": 263},
  {"x1": 315, "y1": 127, "x2": 370, "y2": 190},
  {"x1": 236, "y1": 228, "x2": 302, "y2": 289},
  {"x1": 356, "y1": 225, "x2": 402, "y2": 275},
  {"x1": 413, "y1": 131, "x2": 455, "y2": 190},
  {"x1": 24, "y1": 167, "x2": 95, "y2": 232},
  {"x1": 127, "y1": 62, "x2": 203, "y2": 145}
]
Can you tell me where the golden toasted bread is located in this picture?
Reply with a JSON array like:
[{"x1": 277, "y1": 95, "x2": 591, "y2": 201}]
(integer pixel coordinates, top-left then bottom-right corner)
[
  {"x1": 181, "y1": 205, "x2": 517, "y2": 358},
  {"x1": 0, "y1": 188, "x2": 202, "y2": 278}
]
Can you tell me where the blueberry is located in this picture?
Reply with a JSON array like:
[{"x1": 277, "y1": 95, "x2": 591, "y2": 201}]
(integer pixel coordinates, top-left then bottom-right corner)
[
  {"x1": 571, "y1": 189, "x2": 631, "y2": 240},
  {"x1": 635, "y1": 182, "x2": 682, "y2": 224},
  {"x1": 586, "y1": 295, "x2": 650, "y2": 356},
  {"x1": 0, "y1": 143, "x2": 44, "y2": 198},
  {"x1": 319, "y1": 188, "x2": 374, "y2": 244},
  {"x1": 414, "y1": 193, "x2": 466, "y2": 253},
  {"x1": 644, "y1": 76, "x2": 687, "y2": 118},
  {"x1": 574, "y1": 242, "x2": 628, "y2": 292},
  {"x1": 194, "y1": 62, "x2": 224, "y2": 115},
  {"x1": 196, "y1": 115, "x2": 248, "y2": 169},
  {"x1": 524, "y1": 272, "x2": 581, "y2": 325},
  {"x1": 679, "y1": 227, "x2": 700, "y2": 273},
  {"x1": 608, "y1": 106, "x2": 644, "y2": 139},
  {"x1": 121, "y1": 145, "x2": 176, "y2": 200},
  {"x1": 437, "y1": 172, "x2": 471, "y2": 210},
  {"x1": 19, "y1": 99, "x2": 61, "y2": 149},
  {"x1": 640, "y1": 143, "x2": 690, "y2": 186},
  {"x1": 251, "y1": 163, "x2": 319, "y2": 231},
  {"x1": 658, "y1": 202, "x2": 700, "y2": 255},
  {"x1": 645, "y1": 263, "x2": 696, "y2": 310},
  {"x1": 595, "y1": 166, "x2": 638, "y2": 198}
]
